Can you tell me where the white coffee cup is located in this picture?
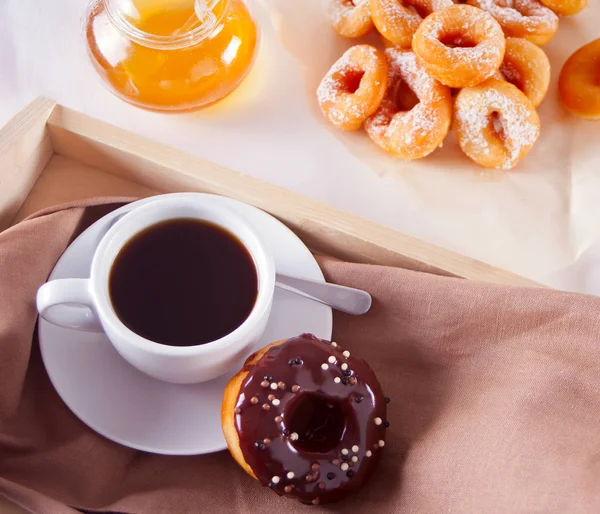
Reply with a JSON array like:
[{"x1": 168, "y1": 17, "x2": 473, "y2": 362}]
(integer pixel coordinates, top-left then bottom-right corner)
[{"x1": 36, "y1": 196, "x2": 276, "y2": 384}]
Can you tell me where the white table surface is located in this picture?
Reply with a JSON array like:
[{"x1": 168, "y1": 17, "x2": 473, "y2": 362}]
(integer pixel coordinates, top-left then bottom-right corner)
[{"x1": 1, "y1": 0, "x2": 600, "y2": 293}]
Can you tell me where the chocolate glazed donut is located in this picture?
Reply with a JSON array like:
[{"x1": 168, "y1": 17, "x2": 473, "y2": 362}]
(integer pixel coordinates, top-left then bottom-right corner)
[{"x1": 222, "y1": 333, "x2": 389, "y2": 505}]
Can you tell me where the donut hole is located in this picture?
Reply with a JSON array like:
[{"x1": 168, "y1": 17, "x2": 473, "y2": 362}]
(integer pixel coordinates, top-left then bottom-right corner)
[
  {"x1": 490, "y1": 111, "x2": 508, "y2": 141},
  {"x1": 515, "y1": 2, "x2": 537, "y2": 16},
  {"x1": 439, "y1": 32, "x2": 477, "y2": 49},
  {"x1": 341, "y1": 69, "x2": 366, "y2": 94},
  {"x1": 499, "y1": 63, "x2": 524, "y2": 92},
  {"x1": 342, "y1": 0, "x2": 363, "y2": 9},
  {"x1": 392, "y1": 79, "x2": 420, "y2": 112},
  {"x1": 403, "y1": 1, "x2": 430, "y2": 19},
  {"x1": 285, "y1": 393, "x2": 345, "y2": 453}
]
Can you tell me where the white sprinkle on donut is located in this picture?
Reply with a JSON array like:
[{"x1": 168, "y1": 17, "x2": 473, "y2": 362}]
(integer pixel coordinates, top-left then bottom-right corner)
[
  {"x1": 331, "y1": 342, "x2": 338, "y2": 347},
  {"x1": 378, "y1": 440, "x2": 385, "y2": 447},
  {"x1": 272, "y1": 399, "x2": 280, "y2": 406},
  {"x1": 352, "y1": 456, "x2": 359, "y2": 463},
  {"x1": 343, "y1": 350, "x2": 350, "y2": 358},
  {"x1": 341, "y1": 448, "x2": 349, "y2": 455},
  {"x1": 321, "y1": 363, "x2": 329, "y2": 370},
  {"x1": 272, "y1": 476, "x2": 280, "y2": 484},
  {"x1": 270, "y1": 383, "x2": 278, "y2": 390},
  {"x1": 352, "y1": 445, "x2": 359, "y2": 452},
  {"x1": 334, "y1": 377, "x2": 341, "y2": 384},
  {"x1": 374, "y1": 417, "x2": 383, "y2": 425},
  {"x1": 341, "y1": 363, "x2": 348, "y2": 371},
  {"x1": 287, "y1": 472, "x2": 295, "y2": 479},
  {"x1": 290, "y1": 432, "x2": 299, "y2": 441},
  {"x1": 341, "y1": 463, "x2": 349, "y2": 471},
  {"x1": 328, "y1": 356, "x2": 336, "y2": 364},
  {"x1": 366, "y1": 450, "x2": 372, "y2": 457}
]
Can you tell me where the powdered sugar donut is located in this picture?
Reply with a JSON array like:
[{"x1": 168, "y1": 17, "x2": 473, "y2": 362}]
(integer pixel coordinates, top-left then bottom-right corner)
[
  {"x1": 468, "y1": 0, "x2": 559, "y2": 46},
  {"x1": 493, "y1": 37, "x2": 550, "y2": 107},
  {"x1": 412, "y1": 4, "x2": 505, "y2": 88},
  {"x1": 330, "y1": 0, "x2": 374, "y2": 38},
  {"x1": 370, "y1": 0, "x2": 453, "y2": 48},
  {"x1": 453, "y1": 78, "x2": 540, "y2": 170},
  {"x1": 540, "y1": 0, "x2": 587, "y2": 16},
  {"x1": 365, "y1": 48, "x2": 452, "y2": 159},
  {"x1": 318, "y1": 45, "x2": 388, "y2": 131}
]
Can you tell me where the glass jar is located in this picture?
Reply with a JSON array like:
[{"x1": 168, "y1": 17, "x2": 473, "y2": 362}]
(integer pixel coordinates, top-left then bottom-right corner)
[{"x1": 85, "y1": 0, "x2": 258, "y2": 112}]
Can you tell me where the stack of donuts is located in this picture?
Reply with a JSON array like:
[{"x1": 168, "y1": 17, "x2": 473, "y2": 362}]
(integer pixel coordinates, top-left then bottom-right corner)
[{"x1": 318, "y1": 0, "x2": 596, "y2": 170}]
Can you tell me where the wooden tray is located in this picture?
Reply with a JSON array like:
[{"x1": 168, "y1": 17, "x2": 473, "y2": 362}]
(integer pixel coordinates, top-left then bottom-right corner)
[
  {"x1": 0, "y1": 96, "x2": 542, "y2": 514},
  {"x1": 0, "y1": 97, "x2": 541, "y2": 287}
]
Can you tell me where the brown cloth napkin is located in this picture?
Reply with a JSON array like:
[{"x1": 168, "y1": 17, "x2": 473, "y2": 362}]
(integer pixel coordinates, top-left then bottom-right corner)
[{"x1": 2, "y1": 198, "x2": 600, "y2": 514}]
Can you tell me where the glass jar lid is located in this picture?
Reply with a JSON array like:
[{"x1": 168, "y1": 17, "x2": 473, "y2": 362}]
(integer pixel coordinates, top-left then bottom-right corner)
[{"x1": 104, "y1": 0, "x2": 223, "y2": 49}]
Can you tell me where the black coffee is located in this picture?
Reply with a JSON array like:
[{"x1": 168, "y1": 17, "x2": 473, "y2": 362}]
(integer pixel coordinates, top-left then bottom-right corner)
[{"x1": 109, "y1": 218, "x2": 258, "y2": 347}]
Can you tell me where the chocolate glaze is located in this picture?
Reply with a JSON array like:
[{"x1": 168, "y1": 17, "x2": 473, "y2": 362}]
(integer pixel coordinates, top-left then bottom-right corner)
[{"x1": 233, "y1": 334, "x2": 387, "y2": 505}]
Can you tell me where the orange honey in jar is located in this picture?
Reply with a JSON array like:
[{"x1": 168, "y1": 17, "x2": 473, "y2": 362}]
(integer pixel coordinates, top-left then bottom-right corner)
[{"x1": 85, "y1": 0, "x2": 258, "y2": 111}]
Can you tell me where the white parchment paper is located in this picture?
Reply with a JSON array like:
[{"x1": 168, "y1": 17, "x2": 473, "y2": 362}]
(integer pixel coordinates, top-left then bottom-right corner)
[{"x1": 258, "y1": 0, "x2": 600, "y2": 290}]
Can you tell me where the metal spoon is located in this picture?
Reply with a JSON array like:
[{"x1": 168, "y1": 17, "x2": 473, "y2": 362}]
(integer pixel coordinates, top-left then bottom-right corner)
[{"x1": 276, "y1": 273, "x2": 372, "y2": 316}]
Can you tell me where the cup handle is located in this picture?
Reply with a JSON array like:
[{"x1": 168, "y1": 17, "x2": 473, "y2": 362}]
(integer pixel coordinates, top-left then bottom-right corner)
[{"x1": 36, "y1": 278, "x2": 103, "y2": 332}]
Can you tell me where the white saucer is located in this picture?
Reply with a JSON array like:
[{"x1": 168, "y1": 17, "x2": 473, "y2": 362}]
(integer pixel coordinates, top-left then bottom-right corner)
[{"x1": 38, "y1": 193, "x2": 332, "y2": 455}]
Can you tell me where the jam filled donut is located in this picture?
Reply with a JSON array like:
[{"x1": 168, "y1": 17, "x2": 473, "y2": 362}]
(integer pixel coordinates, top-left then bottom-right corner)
[
  {"x1": 539, "y1": 0, "x2": 587, "y2": 16},
  {"x1": 330, "y1": 0, "x2": 374, "y2": 38},
  {"x1": 468, "y1": 0, "x2": 559, "y2": 46},
  {"x1": 222, "y1": 334, "x2": 388, "y2": 505},
  {"x1": 559, "y1": 38, "x2": 600, "y2": 120},
  {"x1": 412, "y1": 4, "x2": 506, "y2": 88},
  {"x1": 370, "y1": 0, "x2": 454, "y2": 48},
  {"x1": 317, "y1": 45, "x2": 388, "y2": 131},
  {"x1": 493, "y1": 37, "x2": 550, "y2": 107},
  {"x1": 365, "y1": 48, "x2": 452, "y2": 159},
  {"x1": 453, "y1": 78, "x2": 540, "y2": 169}
]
